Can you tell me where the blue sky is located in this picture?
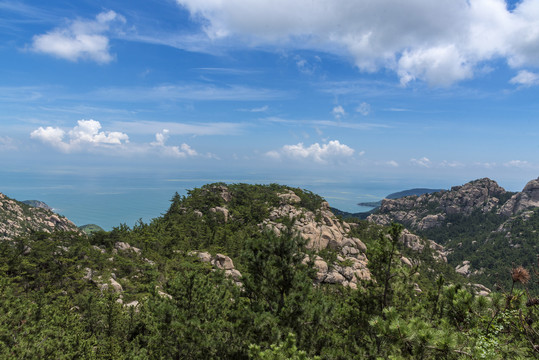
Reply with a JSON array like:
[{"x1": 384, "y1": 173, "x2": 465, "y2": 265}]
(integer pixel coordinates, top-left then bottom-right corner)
[{"x1": 1, "y1": 0, "x2": 539, "y2": 226}]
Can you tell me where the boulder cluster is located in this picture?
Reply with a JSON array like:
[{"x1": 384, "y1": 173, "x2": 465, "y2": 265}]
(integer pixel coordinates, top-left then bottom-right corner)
[{"x1": 261, "y1": 190, "x2": 372, "y2": 287}]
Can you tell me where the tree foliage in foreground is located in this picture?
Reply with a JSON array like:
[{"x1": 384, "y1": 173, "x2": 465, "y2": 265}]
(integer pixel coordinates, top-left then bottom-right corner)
[{"x1": 1, "y1": 184, "x2": 539, "y2": 359}]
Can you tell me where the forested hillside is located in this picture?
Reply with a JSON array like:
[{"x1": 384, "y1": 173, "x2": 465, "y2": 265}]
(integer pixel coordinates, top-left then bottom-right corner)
[
  {"x1": 368, "y1": 177, "x2": 539, "y2": 294},
  {"x1": 1, "y1": 183, "x2": 538, "y2": 358}
]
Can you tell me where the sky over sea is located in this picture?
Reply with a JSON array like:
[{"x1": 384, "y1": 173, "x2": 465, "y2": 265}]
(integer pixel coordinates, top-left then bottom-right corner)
[{"x1": 1, "y1": 0, "x2": 539, "y2": 229}]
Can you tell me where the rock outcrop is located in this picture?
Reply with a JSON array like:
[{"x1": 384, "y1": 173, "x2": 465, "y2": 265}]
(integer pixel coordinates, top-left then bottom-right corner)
[
  {"x1": 261, "y1": 190, "x2": 371, "y2": 286},
  {"x1": 399, "y1": 229, "x2": 448, "y2": 262},
  {"x1": 499, "y1": 177, "x2": 539, "y2": 216},
  {"x1": 368, "y1": 178, "x2": 507, "y2": 230},
  {"x1": 0, "y1": 192, "x2": 80, "y2": 240},
  {"x1": 189, "y1": 251, "x2": 243, "y2": 287}
]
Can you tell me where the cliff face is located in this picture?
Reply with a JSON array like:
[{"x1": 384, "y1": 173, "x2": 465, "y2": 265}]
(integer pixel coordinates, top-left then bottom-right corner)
[
  {"x1": 261, "y1": 190, "x2": 371, "y2": 288},
  {"x1": 499, "y1": 177, "x2": 539, "y2": 217},
  {"x1": 0, "y1": 192, "x2": 80, "y2": 240},
  {"x1": 368, "y1": 178, "x2": 508, "y2": 230}
]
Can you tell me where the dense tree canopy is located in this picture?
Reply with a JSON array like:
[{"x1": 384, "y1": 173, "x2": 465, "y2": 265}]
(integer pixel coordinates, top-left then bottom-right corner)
[{"x1": 1, "y1": 183, "x2": 538, "y2": 359}]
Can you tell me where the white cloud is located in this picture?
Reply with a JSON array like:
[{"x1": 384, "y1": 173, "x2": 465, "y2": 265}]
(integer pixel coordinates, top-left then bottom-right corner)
[
  {"x1": 268, "y1": 140, "x2": 354, "y2": 163},
  {"x1": 150, "y1": 129, "x2": 200, "y2": 158},
  {"x1": 510, "y1": 70, "x2": 539, "y2": 86},
  {"x1": 386, "y1": 160, "x2": 399, "y2": 167},
  {"x1": 31, "y1": 119, "x2": 129, "y2": 152},
  {"x1": 439, "y1": 160, "x2": 464, "y2": 168},
  {"x1": 30, "y1": 121, "x2": 205, "y2": 158},
  {"x1": 475, "y1": 161, "x2": 497, "y2": 168},
  {"x1": 332, "y1": 105, "x2": 346, "y2": 119},
  {"x1": 356, "y1": 102, "x2": 371, "y2": 116},
  {"x1": 504, "y1": 160, "x2": 530, "y2": 167},
  {"x1": 31, "y1": 10, "x2": 125, "y2": 63},
  {"x1": 176, "y1": 0, "x2": 539, "y2": 86},
  {"x1": 410, "y1": 157, "x2": 431, "y2": 167}
]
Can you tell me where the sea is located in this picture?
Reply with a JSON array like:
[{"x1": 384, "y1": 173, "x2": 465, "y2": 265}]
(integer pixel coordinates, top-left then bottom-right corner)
[{"x1": 1, "y1": 169, "x2": 435, "y2": 230}]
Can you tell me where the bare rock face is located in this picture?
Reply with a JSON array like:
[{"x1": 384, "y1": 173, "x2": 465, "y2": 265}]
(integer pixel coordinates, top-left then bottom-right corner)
[
  {"x1": 499, "y1": 177, "x2": 539, "y2": 216},
  {"x1": 0, "y1": 192, "x2": 80, "y2": 240},
  {"x1": 455, "y1": 261, "x2": 471, "y2": 276},
  {"x1": 115, "y1": 242, "x2": 141, "y2": 254},
  {"x1": 368, "y1": 178, "x2": 506, "y2": 230},
  {"x1": 209, "y1": 206, "x2": 229, "y2": 222},
  {"x1": 261, "y1": 191, "x2": 371, "y2": 285},
  {"x1": 189, "y1": 251, "x2": 243, "y2": 286},
  {"x1": 262, "y1": 193, "x2": 366, "y2": 252},
  {"x1": 212, "y1": 253, "x2": 235, "y2": 270},
  {"x1": 399, "y1": 229, "x2": 448, "y2": 262}
]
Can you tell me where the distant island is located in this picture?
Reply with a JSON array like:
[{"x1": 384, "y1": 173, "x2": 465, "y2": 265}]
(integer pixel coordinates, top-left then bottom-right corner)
[{"x1": 357, "y1": 188, "x2": 444, "y2": 208}]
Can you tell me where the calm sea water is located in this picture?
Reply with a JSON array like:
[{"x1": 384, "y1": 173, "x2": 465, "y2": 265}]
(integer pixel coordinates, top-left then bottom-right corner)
[{"x1": 0, "y1": 169, "x2": 415, "y2": 230}]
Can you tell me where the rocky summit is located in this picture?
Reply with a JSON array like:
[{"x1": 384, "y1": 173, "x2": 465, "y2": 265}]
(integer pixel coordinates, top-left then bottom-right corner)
[
  {"x1": 368, "y1": 178, "x2": 509, "y2": 230},
  {"x1": 0, "y1": 192, "x2": 80, "y2": 240}
]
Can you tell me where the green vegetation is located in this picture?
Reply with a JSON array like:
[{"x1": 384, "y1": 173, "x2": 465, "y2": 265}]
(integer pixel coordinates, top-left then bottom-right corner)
[
  {"x1": 79, "y1": 224, "x2": 105, "y2": 235},
  {"x1": 1, "y1": 183, "x2": 538, "y2": 358}
]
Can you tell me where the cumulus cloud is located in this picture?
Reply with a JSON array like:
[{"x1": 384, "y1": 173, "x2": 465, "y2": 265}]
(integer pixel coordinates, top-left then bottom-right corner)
[
  {"x1": 30, "y1": 120, "x2": 207, "y2": 158},
  {"x1": 151, "y1": 129, "x2": 198, "y2": 158},
  {"x1": 332, "y1": 105, "x2": 346, "y2": 119},
  {"x1": 410, "y1": 157, "x2": 431, "y2": 167},
  {"x1": 31, "y1": 119, "x2": 128, "y2": 152},
  {"x1": 510, "y1": 70, "x2": 539, "y2": 86},
  {"x1": 268, "y1": 140, "x2": 354, "y2": 163},
  {"x1": 31, "y1": 10, "x2": 125, "y2": 63},
  {"x1": 386, "y1": 160, "x2": 399, "y2": 167},
  {"x1": 176, "y1": 0, "x2": 539, "y2": 86},
  {"x1": 356, "y1": 102, "x2": 371, "y2": 116}
]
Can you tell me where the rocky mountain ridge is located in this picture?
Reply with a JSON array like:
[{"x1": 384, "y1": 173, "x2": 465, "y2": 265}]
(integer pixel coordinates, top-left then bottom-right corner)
[
  {"x1": 367, "y1": 177, "x2": 539, "y2": 292},
  {"x1": 182, "y1": 185, "x2": 453, "y2": 290},
  {"x1": 368, "y1": 178, "x2": 512, "y2": 230},
  {"x1": 0, "y1": 192, "x2": 80, "y2": 240}
]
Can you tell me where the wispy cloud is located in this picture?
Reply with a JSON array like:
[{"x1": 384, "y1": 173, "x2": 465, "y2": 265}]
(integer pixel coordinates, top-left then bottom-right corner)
[
  {"x1": 504, "y1": 160, "x2": 530, "y2": 168},
  {"x1": 263, "y1": 117, "x2": 390, "y2": 130},
  {"x1": 356, "y1": 102, "x2": 371, "y2": 116},
  {"x1": 193, "y1": 67, "x2": 260, "y2": 75},
  {"x1": 0, "y1": 136, "x2": 17, "y2": 151},
  {"x1": 332, "y1": 105, "x2": 346, "y2": 119},
  {"x1": 410, "y1": 157, "x2": 431, "y2": 167},
  {"x1": 111, "y1": 120, "x2": 245, "y2": 136},
  {"x1": 238, "y1": 105, "x2": 269, "y2": 112},
  {"x1": 90, "y1": 84, "x2": 287, "y2": 102}
]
